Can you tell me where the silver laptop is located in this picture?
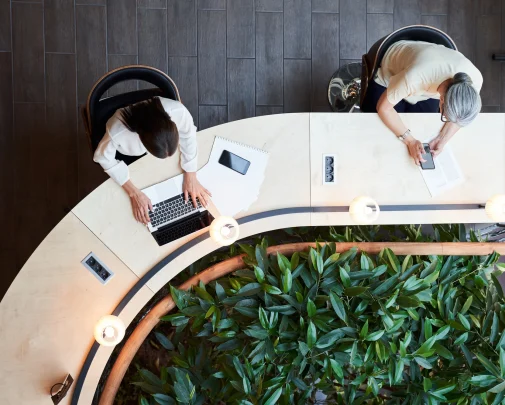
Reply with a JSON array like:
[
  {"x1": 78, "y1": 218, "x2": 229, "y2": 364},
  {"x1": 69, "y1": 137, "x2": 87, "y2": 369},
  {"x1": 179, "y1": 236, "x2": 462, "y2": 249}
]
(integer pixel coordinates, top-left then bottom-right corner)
[{"x1": 142, "y1": 175, "x2": 213, "y2": 246}]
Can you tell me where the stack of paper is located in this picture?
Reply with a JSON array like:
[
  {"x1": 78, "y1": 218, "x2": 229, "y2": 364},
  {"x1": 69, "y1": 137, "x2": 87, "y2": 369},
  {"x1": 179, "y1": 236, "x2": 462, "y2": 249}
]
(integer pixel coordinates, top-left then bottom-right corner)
[
  {"x1": 197, "y1": 137, "x2": 269, "y2": 217},
  {"x1": 418, "y1": 144, "x2": 464, "y2": 197}
]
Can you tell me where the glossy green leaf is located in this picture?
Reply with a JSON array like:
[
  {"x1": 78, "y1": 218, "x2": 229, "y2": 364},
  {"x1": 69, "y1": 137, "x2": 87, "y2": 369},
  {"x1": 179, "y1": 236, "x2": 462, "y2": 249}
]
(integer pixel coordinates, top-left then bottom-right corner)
[
  {"x1": 454, "y1": 332, "x2": 468, "y2": 345},
  {"x1": 397, "y1": 295, "x2": 421, "y2": 308},
  {"x1": 307, "y1": 321, "x2": 317, "y2": 348},
  {"x1": 254, "y1": 266, "x2": 265, "y2": 283},
  {"x1": 282, "y1": 269, "x2": 292, "y2": 293},
  {"x1": 316, "y1": 328, "x2": 347, "y2": 349},
  {"x1": 461, "y1": 295, "x2": 473, "y2": 314},
  {"x1": 468, "y1": 375, "x2": 498, "y2": 387},
  {"x1": 360, "y1": 320, "x2": 369, "y2": 340},
  {"x1": 236, "y1": 283, "x2": 262, "y2": 297},
  {"x1": 372, "y1": 274, "x2": 399, "y2": 296},
  {"x1": 423, "y1": 378, "x2": 432, "y2": 392},
  {"x1": 489, "y1": 380, "x2": 505, "y2": 394},
  {"x1": 154, "y1": 332, "x2": 174, "y2": 350},
  {"x1": 476, "y1": 352, "x2": 501, "y2": 377},
  {"x1": 277, "y1": 253, "x2": 290, "y2": 273},
  {"x1": 264, "y1": 387, "x2": 283, "y2": 405},
  {"x1": 307, "y1": 298, "x2": 316, "y2": 318},
  {"x1": 263, "y1": 284, "x2": 282, "y2": 295},
  {"x1": 365, "y1": 330, "x2": 384, "y2": 342},
  {"x1": 339, "y1": 267, "x2": 351, "y2": 288},
  {"x1": 330, "y1": 292, "x2": 347, "y2": 322},
  {"x1": 259, "y1": 307, "x2": 269, "y2": 330},
  {"x1": 458, "y1": 313, "x2": 471, "y2": 330},
  {"x1": 414, "y1": 357, "x2": 433, "y2": 369}
]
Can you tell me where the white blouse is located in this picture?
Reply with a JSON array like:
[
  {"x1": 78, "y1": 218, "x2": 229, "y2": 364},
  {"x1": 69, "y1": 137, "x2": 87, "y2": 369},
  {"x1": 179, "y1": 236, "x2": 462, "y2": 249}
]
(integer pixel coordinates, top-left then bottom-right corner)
[{"x1": 93, "y1": 97, "x2": 198, "y2": 185}]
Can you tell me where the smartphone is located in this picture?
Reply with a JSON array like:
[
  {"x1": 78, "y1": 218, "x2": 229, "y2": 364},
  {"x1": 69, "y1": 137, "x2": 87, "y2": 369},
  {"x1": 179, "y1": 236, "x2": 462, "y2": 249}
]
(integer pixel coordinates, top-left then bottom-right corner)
[
  {"x1": 218, "y1": 150, "x2": 251, "y2": 175},
  {"x1": 420, "y1": 143, "x2": 435, "y2": 170}
]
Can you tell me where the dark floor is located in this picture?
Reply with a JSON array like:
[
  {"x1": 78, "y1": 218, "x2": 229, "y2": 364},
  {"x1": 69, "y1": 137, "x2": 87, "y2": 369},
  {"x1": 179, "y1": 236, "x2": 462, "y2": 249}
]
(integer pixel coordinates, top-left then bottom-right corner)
[{"x1": 0, "y1": 0, "x2": 503, "y2": 299}]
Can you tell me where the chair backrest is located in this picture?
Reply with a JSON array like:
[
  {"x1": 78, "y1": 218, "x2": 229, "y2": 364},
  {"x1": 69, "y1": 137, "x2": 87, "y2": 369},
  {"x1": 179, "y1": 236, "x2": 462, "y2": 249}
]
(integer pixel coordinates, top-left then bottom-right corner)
[
  {"x1": 360, "y1": 25, "x2": 457, "y2": 106},
  {"x1": 82, "y1": 65, "x2": 180, "y2": 154}
]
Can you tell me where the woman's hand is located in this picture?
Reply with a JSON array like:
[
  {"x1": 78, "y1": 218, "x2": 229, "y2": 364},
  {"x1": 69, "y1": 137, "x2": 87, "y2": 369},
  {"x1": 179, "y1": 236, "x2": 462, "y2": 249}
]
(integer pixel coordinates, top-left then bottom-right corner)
[
  {"x1": 183, "y1": 172, "x2": 212, "y2": 208},
  {"x1": 123, "y1": 180, "x2": 153, "y2": 224},
  {"x1": 404, "y1": 136, "x2": 426, "y2": 166},
  {"x1": 429, "y1": 135, "x2": 447, "y2": 158}
]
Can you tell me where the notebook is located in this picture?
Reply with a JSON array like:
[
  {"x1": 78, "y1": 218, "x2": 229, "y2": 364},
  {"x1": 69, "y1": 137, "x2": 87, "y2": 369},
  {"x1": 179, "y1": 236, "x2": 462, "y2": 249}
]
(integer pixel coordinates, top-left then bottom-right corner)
[{"x1": 197, "y1": 137, "x2": 270, "y2": 217}]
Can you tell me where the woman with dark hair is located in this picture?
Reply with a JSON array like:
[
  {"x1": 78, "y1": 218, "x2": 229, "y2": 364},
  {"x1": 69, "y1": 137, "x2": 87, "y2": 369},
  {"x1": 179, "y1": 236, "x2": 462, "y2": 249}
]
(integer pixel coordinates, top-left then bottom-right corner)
[{"x1": 94, "y1": 97, "x2": 210, "y2": 225}]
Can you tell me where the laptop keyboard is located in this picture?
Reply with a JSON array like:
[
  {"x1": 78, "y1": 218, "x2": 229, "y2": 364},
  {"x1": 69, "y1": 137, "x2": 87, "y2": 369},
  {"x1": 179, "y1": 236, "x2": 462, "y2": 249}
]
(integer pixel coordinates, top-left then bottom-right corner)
[{"x1": 149, "y1": 193, "x2": 203, "y2": 227}]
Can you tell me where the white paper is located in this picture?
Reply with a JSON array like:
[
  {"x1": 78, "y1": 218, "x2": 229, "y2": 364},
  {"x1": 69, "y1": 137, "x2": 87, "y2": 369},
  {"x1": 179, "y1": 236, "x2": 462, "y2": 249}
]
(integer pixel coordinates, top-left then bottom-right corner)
[
  {"x1": 197, "y1": 137, "x2": 269, "y2": 216},
  {"x1": 419, "y1": 144, "x2": 464, "y2": 197}
]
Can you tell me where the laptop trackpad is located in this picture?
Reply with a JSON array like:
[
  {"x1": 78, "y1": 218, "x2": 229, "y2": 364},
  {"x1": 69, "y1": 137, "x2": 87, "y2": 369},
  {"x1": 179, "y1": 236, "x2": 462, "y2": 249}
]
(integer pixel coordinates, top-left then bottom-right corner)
[{"x1": 155, "y1": 179, "x2": 179, "y2": 201}]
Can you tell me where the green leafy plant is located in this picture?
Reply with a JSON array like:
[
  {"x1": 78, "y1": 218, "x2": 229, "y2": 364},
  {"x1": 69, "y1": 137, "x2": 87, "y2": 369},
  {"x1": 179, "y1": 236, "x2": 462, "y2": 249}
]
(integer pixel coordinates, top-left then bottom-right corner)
[{"x1": 130, "y1": 239, "x2": 505, "y2": 405}]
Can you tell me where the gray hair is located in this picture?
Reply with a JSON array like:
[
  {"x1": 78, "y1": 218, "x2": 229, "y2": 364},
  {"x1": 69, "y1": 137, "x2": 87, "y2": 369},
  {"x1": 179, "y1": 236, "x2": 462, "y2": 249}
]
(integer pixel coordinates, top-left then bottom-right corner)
[{"x1": 444, "y1": 72, "x2": 482, "y2": 127}]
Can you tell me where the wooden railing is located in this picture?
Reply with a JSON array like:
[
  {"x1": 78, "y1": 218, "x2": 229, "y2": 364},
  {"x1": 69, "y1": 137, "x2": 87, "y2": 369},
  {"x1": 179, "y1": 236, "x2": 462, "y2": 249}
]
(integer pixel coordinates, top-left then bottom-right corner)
[{"x1": 98, "y1": 242, "x2": 505, "y2": 405}]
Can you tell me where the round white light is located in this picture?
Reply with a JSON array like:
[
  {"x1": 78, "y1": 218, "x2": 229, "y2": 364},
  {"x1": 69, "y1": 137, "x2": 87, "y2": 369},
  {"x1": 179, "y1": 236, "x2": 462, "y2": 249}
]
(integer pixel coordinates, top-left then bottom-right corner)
[
  {"x1": 485, "y1": 195, "x2": 505, "y2": 222},
  {"x1": 94, "y1": 315, "x2": 126, "y2": 347},
  {"x1": 349, "y1": 196, "x2": 380, "y2": 224},
  {"x1": 210, "y1": 216, "x2": 239, "y2": 246}
]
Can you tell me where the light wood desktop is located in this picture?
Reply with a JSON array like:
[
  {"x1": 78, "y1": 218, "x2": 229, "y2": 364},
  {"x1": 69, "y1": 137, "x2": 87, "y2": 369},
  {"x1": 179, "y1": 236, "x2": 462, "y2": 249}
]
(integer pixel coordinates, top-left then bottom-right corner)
[{"x1": 0, "y1": 113, "x2": 502, "y2": 405}]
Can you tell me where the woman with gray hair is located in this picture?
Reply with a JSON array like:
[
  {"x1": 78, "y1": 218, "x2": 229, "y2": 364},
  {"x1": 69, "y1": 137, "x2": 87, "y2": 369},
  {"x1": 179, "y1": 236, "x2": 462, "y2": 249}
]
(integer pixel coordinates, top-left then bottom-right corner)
[{"x1": 361, "y1": 40, "x2": 482, "y2": 165}]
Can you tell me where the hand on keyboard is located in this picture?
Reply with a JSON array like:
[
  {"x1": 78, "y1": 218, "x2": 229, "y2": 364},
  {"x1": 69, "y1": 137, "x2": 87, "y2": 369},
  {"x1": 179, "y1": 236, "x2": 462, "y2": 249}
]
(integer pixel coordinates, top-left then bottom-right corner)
[{"x1": 183, "y1": 172, "x2": 212, "y2": 208}]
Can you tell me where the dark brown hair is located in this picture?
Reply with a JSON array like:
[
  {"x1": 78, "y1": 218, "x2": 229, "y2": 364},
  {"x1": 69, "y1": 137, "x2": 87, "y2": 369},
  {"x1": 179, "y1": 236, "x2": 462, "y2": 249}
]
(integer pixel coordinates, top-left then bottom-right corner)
[{"x1": 119, "y1": 97, "x2": 179, "y2": 159}]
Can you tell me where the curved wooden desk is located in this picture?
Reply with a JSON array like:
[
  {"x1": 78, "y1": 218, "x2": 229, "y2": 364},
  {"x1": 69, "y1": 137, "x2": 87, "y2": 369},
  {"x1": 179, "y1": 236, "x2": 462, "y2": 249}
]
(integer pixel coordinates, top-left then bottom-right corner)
[{"x1": 0, "y1": 113, "x2": 503, "y2": 405}]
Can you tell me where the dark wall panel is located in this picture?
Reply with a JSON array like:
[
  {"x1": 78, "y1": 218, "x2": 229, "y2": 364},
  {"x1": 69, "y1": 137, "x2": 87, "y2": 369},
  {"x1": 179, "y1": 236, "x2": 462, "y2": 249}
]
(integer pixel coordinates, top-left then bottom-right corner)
[
  {"x1": 284, "y1": 59, "x2": 311, "y2": 113},
  {"x1": 168, "y1": 0, "x2": 197, "y2": 56},
  {"x1": 284, "y1": 0, "x2": 311, "y2": 59},
  {"x1": 107, "y1": 0, "x2": 137, "y2": 55},
  {"x1": 138, "y1": 7, "x2": 168, "y2": 75},
  {"x1": 312, "y1": 13, "x2": 339, "y2": 106},
  {"x1": 199, "y1": 105, "x2": 227, "y2": 129},
  {"x1": 256, "y1": 12, "x2": 283, "y2": 105},
  {"x1": 227, "y1": 0, "x2": 255, "y2": 58},
  {"x1": 168, "y1": 56, "x2": 199, "y2": 126},
  {"x1": 45, "y1": 0, "x2": 75, "y2": 53},
  {"x1": 76, "y1": 5, "x2": 107, "y2": 104},
  {"x1": 340, "y1": 0, "x2": 366, "y2": 59},
  {"x1": 12, "y1": 3, "x2": 45, "y2": 102},
  {"x1": 228, "y1": 58, "x2": 255, "y2": 121},
  {"x1": 198, "y1": 10, "x2": 227, "y2": 104}
]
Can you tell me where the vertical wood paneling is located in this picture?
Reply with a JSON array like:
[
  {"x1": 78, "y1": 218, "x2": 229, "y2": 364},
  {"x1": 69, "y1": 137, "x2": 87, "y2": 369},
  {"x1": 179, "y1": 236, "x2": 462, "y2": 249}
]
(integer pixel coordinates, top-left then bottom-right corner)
[
  {"x1": 45, "y1": 53, "x2": 78, "y2": 223},
  {"x1": 340, "y1": 0, "x2": 366, "y2": 59},
  {"x1": 199, "y1": 105, "x2": 227, "y2": 129},
  {"x1": 312, "y1": 0, "x2": 339, "y2": 13},
  {"x1": 476, "y1": 14, "x2": 501, "y2": 106},
  {"x1": 168, "y1": 0, "x2": 197, "y2": 56},
  {"x1": 421, "y1": 0, "x2": 449, "y2": 15},
  {"x1": 256, "y1": 12, "x2": 283, "y2": 105},
  {"x1": 12, "y1": 3, "x2": 45, "y2": 102},
  {"x1": 138, "y1": 8, "x2": 168, "y2": 74},
  {"x1": 312, "y1": 12, "x2": 339, "y2": 106},
  {"x1": 284, "y1": 59, "x2": 311, "y2": 112},
  {"x1": 448, "y1": 0, "x2": 477, "y2": 62},
  {"x1": 0, "y1": 52, "x2": 14, "y2": 294},
  {"x1": 284, "y1": 0, "x2": 311, "y2": 59},
  {"x1": 168, "y1": 56, "x2": 199, "y2": 126},
  {"x1": 228, "y1": 58, "x2": 255, "y2": 121},
  {"x1": 44, "y1": 0, "x2": 75, "y2": 53},
  {"x1": 421, "y1": 15, "x2": 448, "y2": 32},
  {"x1": 13, "y1": 103, "x2": 48, "y2": 265},
  {"x1": 367, "y1": 0, "x2": 394, "y2": 13},
  {"x1": 198, "y1": 0, "x2": 226, "y2": 9},
  {"x1": 256, "y1": 106, "x2": 284, "y2": 116},
  {"x1": 76, "y1": 5, "x2": 107, "y2": 104},
  {"x1": 227, "y1": 0, "x2": 255, "y2": 58},
  {"x1": 394, "y1": 0, "x2": 421, "y2": 29},
  {"x1": 107, "y1": 0, "x2": 137, "y2": 55},
  {"x1": 0, "y1": 1, "x2": 10, "y2": 51},
  {"x1": 256, "y1": 0, "x2": 283, "y2": 11},
  {"x1": 198, "y1": 10, "x2": 227, "y2": 104},
  {"x1": 367, "y1": 13, "x2": 393, "y2": 50}
]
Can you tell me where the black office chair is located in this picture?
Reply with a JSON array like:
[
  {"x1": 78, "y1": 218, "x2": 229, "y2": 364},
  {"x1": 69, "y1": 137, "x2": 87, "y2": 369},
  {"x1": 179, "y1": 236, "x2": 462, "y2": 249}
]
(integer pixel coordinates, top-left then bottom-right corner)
[
  {"x1": 82, "y1": 65, "x2": 181, "y2": 165},
  {"x1": 360, "y1": 25, "x2": 457, "y2": 108}
]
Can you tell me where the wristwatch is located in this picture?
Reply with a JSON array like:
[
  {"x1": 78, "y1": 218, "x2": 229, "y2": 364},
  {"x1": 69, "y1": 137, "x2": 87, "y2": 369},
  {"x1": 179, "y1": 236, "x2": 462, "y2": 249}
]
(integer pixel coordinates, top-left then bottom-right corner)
[{"x1": 398, "y1": 129, "x2": 411, "y2": 143}]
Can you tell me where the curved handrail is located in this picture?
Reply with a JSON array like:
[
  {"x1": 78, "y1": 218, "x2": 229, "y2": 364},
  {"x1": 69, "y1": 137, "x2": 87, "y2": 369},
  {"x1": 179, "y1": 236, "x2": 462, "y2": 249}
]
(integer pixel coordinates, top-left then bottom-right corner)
[{"x1": 98, "y1": 240, "x2": 505, "y2": 404}]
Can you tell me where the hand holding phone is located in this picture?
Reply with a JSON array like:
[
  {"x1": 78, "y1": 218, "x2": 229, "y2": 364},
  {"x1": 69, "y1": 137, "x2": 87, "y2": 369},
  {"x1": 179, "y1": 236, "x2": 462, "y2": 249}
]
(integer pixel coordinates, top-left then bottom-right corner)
[{"x1": 420, "y1": 143, "x2": 435, "y2": 170}]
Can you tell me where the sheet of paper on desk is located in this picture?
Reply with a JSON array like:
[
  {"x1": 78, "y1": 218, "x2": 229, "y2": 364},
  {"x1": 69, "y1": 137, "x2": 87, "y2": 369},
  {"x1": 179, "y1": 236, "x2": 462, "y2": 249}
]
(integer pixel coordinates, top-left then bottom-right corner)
[
  {"x1": 419, "y1": 145, "x2": 465, "y2": 197},
  {"x1": 197, "y1": 137, "x2": 269, "y2": 217}
]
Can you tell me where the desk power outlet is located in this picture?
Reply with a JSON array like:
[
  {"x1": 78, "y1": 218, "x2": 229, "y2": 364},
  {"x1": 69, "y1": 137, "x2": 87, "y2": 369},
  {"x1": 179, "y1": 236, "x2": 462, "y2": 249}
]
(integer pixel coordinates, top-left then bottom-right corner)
[
  {"x1": 81, "y1": 253, "x2": 114, "y2": 285},
  {"x1": 323, "y1": 154, "x2": 336, "y2": 185}
]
